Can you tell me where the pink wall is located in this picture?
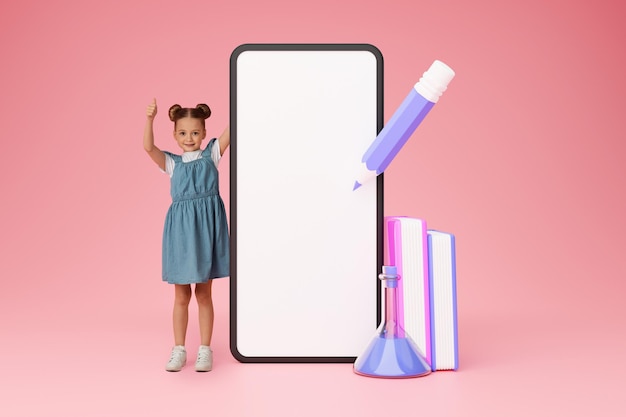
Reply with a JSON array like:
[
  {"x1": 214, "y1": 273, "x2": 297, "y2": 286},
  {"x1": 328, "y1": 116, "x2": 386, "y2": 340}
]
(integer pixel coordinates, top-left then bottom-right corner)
[{"x1": 1, "y1": 0, "x2": 625, "y2": 415}]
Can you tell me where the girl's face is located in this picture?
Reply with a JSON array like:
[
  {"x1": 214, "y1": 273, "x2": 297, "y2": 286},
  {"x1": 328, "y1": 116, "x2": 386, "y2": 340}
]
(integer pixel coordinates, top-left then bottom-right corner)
[{"x1": 173, "y1": 117, "x2": 206, "y2": 152}]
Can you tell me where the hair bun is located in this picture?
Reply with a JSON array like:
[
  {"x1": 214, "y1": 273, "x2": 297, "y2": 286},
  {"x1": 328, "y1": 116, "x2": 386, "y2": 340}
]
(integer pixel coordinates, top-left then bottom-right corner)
[
  {"x1": 196, "y1": 104, "x2": 211, "y2": 119},
  {"x1": 168, "y1": 104, "x2": 182, "y2": 122}
]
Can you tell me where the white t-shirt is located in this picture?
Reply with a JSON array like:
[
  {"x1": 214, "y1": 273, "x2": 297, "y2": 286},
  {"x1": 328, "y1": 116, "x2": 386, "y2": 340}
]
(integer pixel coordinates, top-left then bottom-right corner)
[{"x1": 162, "y1": 144, "x2": 221, "y2": 177}]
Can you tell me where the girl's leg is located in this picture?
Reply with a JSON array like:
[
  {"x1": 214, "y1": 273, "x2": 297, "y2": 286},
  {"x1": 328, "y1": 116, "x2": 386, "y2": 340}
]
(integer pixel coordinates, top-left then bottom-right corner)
[
  {"x1": 173, "y1": 284, "x2": 192, "y2": 346},
  {"x1": 195, "y1": 281, "x2": 214, "y2": 346}
]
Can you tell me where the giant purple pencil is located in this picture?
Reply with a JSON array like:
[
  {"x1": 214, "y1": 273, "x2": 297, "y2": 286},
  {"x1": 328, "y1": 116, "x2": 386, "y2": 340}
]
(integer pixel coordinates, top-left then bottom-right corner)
[{"x1": 353, "y1": 60, "x2": 455, "y2": 190}]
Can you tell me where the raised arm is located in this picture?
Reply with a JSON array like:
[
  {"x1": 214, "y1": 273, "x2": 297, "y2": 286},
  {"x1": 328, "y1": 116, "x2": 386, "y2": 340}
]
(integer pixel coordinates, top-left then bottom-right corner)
[
  {"x1": 217, "y1": 125, "x2": 230, "y2": 156},
  {"x1": 144, "y1": 98, "x2": 166, "y2": 170}
]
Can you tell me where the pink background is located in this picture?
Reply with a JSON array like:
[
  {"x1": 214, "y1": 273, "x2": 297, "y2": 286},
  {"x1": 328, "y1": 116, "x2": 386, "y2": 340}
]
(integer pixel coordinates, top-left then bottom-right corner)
[{"x1": 1, "y1": 0, "x2": 625, "y2": 415}]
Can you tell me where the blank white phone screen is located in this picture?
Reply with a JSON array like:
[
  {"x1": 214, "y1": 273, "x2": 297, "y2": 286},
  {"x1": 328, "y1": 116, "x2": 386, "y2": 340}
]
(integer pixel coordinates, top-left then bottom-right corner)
[{"x1": 231, "y1": 44, "x2": 383, "y2": 361}]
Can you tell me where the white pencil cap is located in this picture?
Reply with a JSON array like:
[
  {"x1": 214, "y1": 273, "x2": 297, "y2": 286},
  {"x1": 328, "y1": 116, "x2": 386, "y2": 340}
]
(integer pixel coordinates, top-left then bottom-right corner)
[{"x1": 414, "y1": 60, "x2": 455, "y2": 103}]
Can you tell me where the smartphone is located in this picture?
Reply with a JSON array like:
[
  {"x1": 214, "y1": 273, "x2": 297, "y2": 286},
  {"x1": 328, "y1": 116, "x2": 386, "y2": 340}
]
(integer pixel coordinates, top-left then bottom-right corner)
[{"x1": 230, "y1": 44, "x2": 383, "y2": 362}]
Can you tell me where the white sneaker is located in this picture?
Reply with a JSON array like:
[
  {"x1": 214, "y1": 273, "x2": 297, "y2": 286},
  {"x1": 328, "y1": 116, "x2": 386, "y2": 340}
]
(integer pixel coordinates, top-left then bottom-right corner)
[
  {"x1": 195, "y1": 346, "x2": 213, "y2": 372},
  {"x1": 165, "y1": 345, "x2": 186, "y2": 372}
]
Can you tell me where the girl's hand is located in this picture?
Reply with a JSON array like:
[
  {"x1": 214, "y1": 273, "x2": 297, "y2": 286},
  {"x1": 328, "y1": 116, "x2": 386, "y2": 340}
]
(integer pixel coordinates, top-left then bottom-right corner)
[
  {"x1": 146, "y1": 98, "x2": 158, "y2": 120},
  {"x1": 144, "y1": 98, "x2": 165, "y2": 170}
]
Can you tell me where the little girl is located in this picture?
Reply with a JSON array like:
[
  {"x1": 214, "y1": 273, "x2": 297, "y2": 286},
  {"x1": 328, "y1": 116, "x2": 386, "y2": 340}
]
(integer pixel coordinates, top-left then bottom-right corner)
[{"x1": 143, "y1": 99, "x2": 230, "y2": 372}]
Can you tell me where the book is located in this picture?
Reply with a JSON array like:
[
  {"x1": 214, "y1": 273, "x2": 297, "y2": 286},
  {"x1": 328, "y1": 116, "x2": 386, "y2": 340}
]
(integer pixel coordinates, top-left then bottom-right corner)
[
  {"x1": 385, "y1": 216, "x2": 432, "y2": 366},
  {"x1": 427, "y1": 230, "x2": 459, "y2": 371}
]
